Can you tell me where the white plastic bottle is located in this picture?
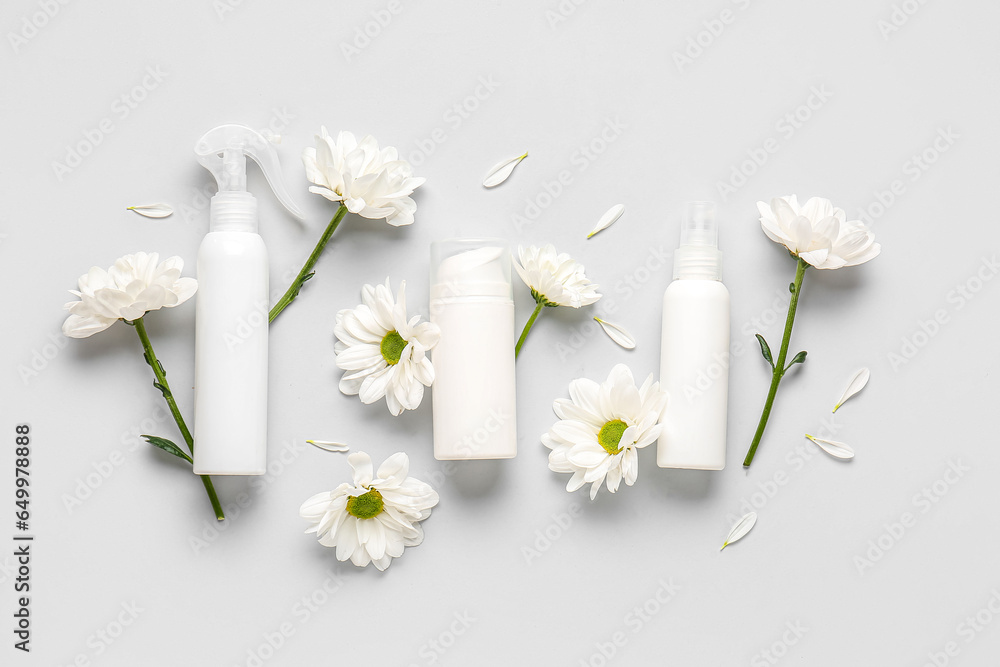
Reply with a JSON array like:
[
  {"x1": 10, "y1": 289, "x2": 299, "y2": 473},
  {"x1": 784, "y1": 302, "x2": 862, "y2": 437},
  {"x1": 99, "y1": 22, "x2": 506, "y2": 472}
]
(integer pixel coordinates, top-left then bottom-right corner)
[
  {"x1": 192, "y1": 125, "x2": 303, "y2": 475},
  {"x1": 430, "y1": 239, "x2": 517, "y2": 460},
  {"x1": 657, "y1": 202, "x2": 730, "y2": 470}
]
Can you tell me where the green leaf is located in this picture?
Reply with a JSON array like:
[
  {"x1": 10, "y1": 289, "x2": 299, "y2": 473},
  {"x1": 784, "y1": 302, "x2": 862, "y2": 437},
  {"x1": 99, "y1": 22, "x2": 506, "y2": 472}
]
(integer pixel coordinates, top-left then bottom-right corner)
[
  {"x1": 784, "y1": 350, "x2": 808, "y2": 373},
  {"x1": 789, "y1": 282, "x2": 796, "y2": 293},
  {"x1": 755, "y1": 334, "x2": 774, "y2": 369},
  {"x1": 152, "y1": 381, "x2": 172, "y2": 399},
  {"x1": 142, "y1": 435, "x2": 193, "y2": 463}
]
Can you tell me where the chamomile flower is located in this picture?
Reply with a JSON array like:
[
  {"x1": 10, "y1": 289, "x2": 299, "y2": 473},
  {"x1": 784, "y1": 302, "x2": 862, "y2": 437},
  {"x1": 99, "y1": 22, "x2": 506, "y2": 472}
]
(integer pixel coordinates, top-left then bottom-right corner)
[
  {"x1": 334, "y1": 278, "x2": 440, "y2": 416},
  {"x1": 542, "y1": 364, "x2": 668, "y2": 499},
  {"x1": 299, "y1": 451, "x2": 439, "y2": 571}
]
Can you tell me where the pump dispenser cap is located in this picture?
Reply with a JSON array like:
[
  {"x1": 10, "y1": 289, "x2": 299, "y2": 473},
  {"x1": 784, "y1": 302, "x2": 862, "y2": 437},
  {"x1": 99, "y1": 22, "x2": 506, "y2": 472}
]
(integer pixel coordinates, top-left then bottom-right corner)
[
  {"x1": 674, "y1": 201, "x2": 722, "y2": 281},
  {"x1": 195, "y1": 124, "x2": 304, "y2": 232}
]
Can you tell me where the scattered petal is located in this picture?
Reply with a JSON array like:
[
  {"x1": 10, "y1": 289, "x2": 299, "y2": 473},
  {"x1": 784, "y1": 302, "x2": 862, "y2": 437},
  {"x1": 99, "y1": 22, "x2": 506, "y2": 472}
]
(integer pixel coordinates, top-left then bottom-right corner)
[
  {"x1": 127, "y1": 203, "x2": 173, "y2": 219},
  {"x1": 587, "y1": 204, "x2": 625, "y2": 239},
  {"x1": 721, "y1": 512, "x2": 757, "y2": 550},
  {"x1": 804, "y1": 434, "x2": 854, "y2": 460},
  {"x1": 594, "y1": 317, "x2": 635, "y2": 350},
  {"x1": 482, "y1": 152, "x2": 528, "y2": 188},
  {"x1": 833, "y1": 367, "x2": 870, "y2": 413},
  {"x1": 307, "y1": 440, "x2": 350, "y2": 453}
]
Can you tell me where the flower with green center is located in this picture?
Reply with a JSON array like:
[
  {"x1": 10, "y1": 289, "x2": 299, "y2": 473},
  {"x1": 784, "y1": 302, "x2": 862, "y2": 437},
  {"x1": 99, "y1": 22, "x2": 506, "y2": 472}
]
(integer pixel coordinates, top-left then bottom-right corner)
[
  {"x1": 542, "y1": 364, "x2": 668, "y2": 500},
  {"x1": 300, "y1": 451, "x2": 439, "y2": 571},
  {"x1": 334, "y1": 278, "x2": 441, "y2": 416}
]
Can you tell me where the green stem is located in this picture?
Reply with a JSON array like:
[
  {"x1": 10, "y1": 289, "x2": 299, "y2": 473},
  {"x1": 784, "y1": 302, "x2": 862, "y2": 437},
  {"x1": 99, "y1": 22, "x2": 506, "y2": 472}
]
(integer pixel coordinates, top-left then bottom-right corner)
[
  {"x1": 515, "y1": 301, "x2": 545, "y2": 359},
  {"x1": 133, "y1": 317, "x2": 225, "y2": 520},
  {"x1": 269, "y1": 204, "x2": 348, "y2": 324},
  {"x1": 743, "y1": 257, "x2": 809, "y2": 468}
]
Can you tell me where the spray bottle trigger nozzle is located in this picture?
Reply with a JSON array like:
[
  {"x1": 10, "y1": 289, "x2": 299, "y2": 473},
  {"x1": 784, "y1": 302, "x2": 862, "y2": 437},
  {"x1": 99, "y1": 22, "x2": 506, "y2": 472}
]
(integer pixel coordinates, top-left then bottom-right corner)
[{"x1": 195, "y1": 124, "x2": 304, "y2": 220}]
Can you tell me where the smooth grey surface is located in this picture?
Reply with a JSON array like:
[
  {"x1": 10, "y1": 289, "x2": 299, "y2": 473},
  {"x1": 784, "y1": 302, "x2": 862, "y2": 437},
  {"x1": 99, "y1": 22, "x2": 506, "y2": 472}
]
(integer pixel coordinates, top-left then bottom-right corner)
[{"x1": 2, "y1": 1, "x2": 999, "y2": 665}]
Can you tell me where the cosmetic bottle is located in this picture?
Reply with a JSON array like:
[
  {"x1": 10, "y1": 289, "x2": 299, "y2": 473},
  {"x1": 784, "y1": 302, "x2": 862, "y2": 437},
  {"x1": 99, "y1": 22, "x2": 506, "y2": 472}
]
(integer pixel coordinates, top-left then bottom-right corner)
[
  {"x1": 430, "y1": 239, "x2": 517, "y2": 460},
  {"x1": 657, "y1": 202, "x2": 730, "y2": 470},
  {"x1": 192, "y1": 124, "x2": 303, "y2": 475}
]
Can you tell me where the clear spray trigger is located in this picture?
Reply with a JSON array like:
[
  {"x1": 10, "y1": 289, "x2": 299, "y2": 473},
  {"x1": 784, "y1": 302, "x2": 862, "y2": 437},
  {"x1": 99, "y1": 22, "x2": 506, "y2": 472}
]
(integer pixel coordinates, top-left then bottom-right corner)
[{"x1": 195, "y1": 124, "x2": 304, "y2": 220}]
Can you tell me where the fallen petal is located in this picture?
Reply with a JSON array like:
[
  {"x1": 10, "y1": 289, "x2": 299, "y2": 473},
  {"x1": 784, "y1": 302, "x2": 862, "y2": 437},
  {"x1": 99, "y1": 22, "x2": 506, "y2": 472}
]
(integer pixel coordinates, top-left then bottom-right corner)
[
  {"x1": 127, "y1": 203, "x2": 173, "y2": 219},
  {"x1": 482, "y1": 152, "x2": 528, "y2": 188},
  {"x1": 307, "y1": 440, "x2": 350, "y2": 453},
  {"x1": 587, "y1": 204, "x2": 625, "y2": 239},
  {"x1": 594, "y1": 317, "x2": 635, "y2": 350},
  {"x1": 721, "y1": 512, "x2": 756, "y2": 550},
  {"x1": 804, "y1": 434, "x2": 854, "y2": 460},
  {"x1": 833, "y1": 367, "x2": 870, "y2": 413}
]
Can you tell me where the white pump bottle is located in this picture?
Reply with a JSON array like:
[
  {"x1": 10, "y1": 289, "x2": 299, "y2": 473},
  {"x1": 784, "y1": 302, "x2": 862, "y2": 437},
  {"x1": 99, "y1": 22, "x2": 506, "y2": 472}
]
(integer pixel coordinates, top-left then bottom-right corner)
[
  {"x1": 657, "y1": 202, "x2": 730, "y2": 471},
  {"x1": 192, "y1": 125, "x2": 303, "y2": 476}
]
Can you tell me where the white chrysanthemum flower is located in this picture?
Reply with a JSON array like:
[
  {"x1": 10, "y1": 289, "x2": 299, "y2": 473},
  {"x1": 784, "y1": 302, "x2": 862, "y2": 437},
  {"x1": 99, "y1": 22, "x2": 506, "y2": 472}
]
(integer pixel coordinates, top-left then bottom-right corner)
[
  {"x1": 61, "y1": 252, "x2": 197, "y2": 338},
  {"x1": 757, "y1": 195, "x2": 881, "y2": 269},
  {"x1": 300, "y1": 451, "x2": 439, "y2": 571},
  {"x1": 334, "y1": 278, "x2": 440, "y2": 416},
  {"x1": 302, "y1": 128, "x2": 426, "y2": 226},
  {"x1": 542, "y1": 364, "x2": 668, "y2": 500},
  {"x1": 513, "y1": 244, "x2": 601, "y2": 307}
]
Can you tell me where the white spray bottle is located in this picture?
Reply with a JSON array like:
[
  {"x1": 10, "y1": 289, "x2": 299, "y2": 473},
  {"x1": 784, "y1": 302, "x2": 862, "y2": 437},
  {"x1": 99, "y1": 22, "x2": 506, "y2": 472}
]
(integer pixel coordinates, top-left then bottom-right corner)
[{"x1": 192, "y1": 124, "x2": 303, "y2": 475}]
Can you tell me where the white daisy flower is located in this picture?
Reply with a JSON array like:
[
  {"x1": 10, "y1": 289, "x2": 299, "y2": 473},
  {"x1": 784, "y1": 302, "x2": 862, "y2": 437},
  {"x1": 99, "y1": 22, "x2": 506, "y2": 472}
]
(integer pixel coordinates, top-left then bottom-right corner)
[
  {"x1": 300, "y1": 451, "x2": 439, "y2": 571},
  {"x1": 302, "y1": 128, "x2": 426, "y2": 226},
  {"x1": 513, "y1": 244, "x2": 601, "y2": 308},
  {"x1": 757, "y1": 195, "x2": 881, "y2": 270},
  {"x1": 334, "y1": 278, "x2": 440, "y2": 416},
  {"x1": 542, "y1": 364, "x2": 668, "y2": 500},
  {"x1": 62, "y1": 252, "x2": 197, "y2": 338}
]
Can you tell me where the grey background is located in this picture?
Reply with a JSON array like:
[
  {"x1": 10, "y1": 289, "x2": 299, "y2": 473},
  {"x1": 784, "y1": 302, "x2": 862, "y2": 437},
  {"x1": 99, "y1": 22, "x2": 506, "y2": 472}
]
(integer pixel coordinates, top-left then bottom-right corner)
[{"x1": 2, "y1": 0, "x2": 999, "y2": 665}]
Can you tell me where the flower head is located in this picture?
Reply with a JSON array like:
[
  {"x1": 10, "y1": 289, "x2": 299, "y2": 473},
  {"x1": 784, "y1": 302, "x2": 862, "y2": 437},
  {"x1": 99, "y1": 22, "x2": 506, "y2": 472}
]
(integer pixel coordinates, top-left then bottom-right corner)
[
  {"x1": 757, "y1": 195, "x2": 881, "y2": 269},
  {"x1": 542, "y1": 364, "x2": 668, "y2": 499},
  {"x1": 513, "y1": 244, "x2": 601, "y2": 307},
  {"x1": 300, "y1": 451, "x2": 439, "y2": 571},
  {"x1": 335, "y1": 278, "x2": 440, "y2": 416},
  {"x1": 302, "y1": 128, "x2": 426, "y2": 226},
  {"x1": 62, "y1": 252, "x2": 197, "y2": 338}
]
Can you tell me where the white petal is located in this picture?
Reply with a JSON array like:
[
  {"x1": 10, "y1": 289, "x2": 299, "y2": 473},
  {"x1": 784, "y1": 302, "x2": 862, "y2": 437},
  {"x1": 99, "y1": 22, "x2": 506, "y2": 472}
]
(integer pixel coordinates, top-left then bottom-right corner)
[
  {"x1": 804, "y1": 434, "x2": 855, "y2": 460},
  {"x1": 833, "y1": 367, "x2": 870, "y2": 413},
  {"x1": 587, "y1": 204, "x2": 625, "y2": 239},
  {"x1": 594, "y1": 317, "x2": 635, "y2": 350},
  {"x1": 721, "y1": 512, "x2": 757, "y2": 550},
  {"x1": 306, "y1": 440, "x2": 349, "y2": 453},
  {"x1": 482, "y1": 152, "x2": 528, "y2": 188},
  {"x1": 127, "y1": 203, "x2": 173, "y2": 218}
]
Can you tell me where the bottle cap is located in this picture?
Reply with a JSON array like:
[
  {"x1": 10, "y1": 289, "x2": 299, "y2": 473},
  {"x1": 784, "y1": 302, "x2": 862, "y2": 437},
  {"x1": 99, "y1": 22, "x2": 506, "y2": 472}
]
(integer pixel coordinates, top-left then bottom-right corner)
[{"x1": 674, "y1": 201, "x2": 722, "y2": 281}]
